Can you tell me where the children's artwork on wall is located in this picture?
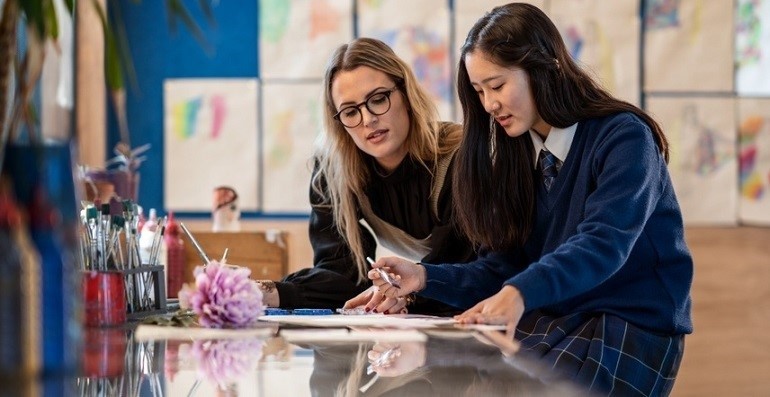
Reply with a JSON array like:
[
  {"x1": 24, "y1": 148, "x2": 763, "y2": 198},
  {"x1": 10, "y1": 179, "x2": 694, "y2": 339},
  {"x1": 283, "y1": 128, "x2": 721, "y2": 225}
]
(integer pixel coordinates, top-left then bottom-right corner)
[
  {"x1": 644, "y1": 0, "x2": 734, "y2": 93},
  {"x1": 261, "y1": 82, "x2": 322, "y2": 213},
  {"x1": 737, "y1": 98, "x2": 770, "y2": 225},
  {"x1": 357, "y1": 0, "x2": 453, "y2": 120},
  {"x1": 163, "y1": 79, "x2": 260, "y2": 212},
  {"x1": 735, "y1": 0, "x2": 770, "y2": 96},
  {"x1": 259, "y1": 0, "x2": 354, "y2": 79},
  {"x1": 549, "y1": 0, "x2": 641, "y2": 105},
  {"x1": 454, "y1": 0, "x2": 545, "y2": 57},
  {"x1": 647, "y1": 96, "x2": 738, "y2": 225}
]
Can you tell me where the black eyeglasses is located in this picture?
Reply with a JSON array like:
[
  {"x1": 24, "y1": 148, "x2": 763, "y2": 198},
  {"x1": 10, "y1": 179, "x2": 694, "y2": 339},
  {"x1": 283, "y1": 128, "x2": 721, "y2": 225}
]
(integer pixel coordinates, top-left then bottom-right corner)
[{"x1": 333, "y1": 86, "x2": 399, "y2": 128}]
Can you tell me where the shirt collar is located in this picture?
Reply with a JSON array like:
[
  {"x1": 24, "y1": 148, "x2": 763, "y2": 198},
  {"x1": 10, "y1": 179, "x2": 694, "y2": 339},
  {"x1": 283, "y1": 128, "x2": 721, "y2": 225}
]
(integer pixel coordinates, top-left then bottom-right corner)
[{"x1": 529, "y1": 123, "x2": 577, "y2": 168}]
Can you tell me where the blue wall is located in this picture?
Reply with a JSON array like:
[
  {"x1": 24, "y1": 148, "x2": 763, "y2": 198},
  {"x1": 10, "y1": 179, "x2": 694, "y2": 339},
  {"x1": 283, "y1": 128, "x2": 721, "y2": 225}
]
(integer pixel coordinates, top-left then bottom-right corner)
[{"x1": 109, "y1": 0, "x2": 258, "y2": 217}]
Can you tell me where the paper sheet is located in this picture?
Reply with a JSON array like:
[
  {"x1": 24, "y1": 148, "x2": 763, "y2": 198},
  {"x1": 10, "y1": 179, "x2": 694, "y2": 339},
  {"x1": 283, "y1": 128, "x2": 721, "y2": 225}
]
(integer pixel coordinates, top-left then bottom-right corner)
[
  {"x1": 737, "y1": 98, "x2": 770, "y2": 225},
  {"x1": 647, "y1": 95, "x2": 738, "y2": 225},
  {"x1": 259, "y1": 313, "x2": 456, "y2": 328},
  {"x1": 357, "y1": 0, "x2": 453, "y2": 120},
  {"x1": 735, "y1": 0, "x2": 770, "y2": 96},
  {"x1": 261, "y1": 82, "x2": 323, "y2": 213},
  {"x1": 549, "y1": 0, "x2": 641, "y2": 105},
  {"x1": 279, "y1": 328, "x2": 427, "y2": 343},
  {"x1": 259, "y1": 0, "x2": 353, "y2": 79},
  {"x1": 643, "y1": 0, "x2": 734, "y2": 92},
  {"x1": 134, "y1": 324, "x2": 277, "y2": 341},
  {"x1": 163, "y1": 79, "x2": 260, "y2": 212}
]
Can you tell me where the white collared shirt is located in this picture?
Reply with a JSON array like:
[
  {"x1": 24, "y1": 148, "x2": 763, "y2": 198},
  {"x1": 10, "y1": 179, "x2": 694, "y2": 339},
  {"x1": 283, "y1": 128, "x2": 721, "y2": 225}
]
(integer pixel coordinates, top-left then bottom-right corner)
[{"x1": 529, "y1": 123, "x2": 578, "y2": 169}]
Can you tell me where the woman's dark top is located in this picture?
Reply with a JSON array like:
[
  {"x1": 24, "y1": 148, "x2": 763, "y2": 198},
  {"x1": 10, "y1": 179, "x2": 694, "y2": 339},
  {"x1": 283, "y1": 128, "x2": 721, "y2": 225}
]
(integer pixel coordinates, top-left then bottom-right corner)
[{"x1": 275, "y1": 154, "x2": 475, "y2": 314}]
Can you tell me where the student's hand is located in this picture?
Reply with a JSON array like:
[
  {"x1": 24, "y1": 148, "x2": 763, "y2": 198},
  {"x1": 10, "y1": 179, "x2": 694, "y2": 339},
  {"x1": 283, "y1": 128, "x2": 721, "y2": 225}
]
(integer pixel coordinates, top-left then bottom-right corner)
[
  {"x1": 454, "y1": 285, "x2": 525, "y2": 338},
  {"x1": 343, "y1": 286, "x2": 408, "y2": 314},
  {"x1": 367, "y1": 342, "x2": 426, "y2": 377},
  {"x1": 367, "y1": 257, "x2": 426, "y2": 298}
]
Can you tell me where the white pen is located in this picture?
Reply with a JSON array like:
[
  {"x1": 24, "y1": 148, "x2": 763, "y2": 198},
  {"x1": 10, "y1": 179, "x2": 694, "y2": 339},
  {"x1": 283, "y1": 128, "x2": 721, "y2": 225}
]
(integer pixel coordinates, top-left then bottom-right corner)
[{"x1": 366, "y1": 257, "x2": 401, "y2": 289}]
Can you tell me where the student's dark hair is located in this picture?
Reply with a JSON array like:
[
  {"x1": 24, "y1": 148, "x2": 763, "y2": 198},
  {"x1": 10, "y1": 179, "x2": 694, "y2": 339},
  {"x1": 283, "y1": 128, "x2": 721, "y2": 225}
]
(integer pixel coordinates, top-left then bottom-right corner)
[{"x1": 453, "y1": 3, "x2": 669, "y2": 250}]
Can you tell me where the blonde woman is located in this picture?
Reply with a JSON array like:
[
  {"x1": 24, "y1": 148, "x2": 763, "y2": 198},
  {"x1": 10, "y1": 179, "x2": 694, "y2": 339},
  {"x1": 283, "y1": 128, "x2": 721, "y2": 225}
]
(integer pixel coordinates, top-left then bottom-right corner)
[{"x1": 257, "y1": 38, "x2": 474, "y2": 314}]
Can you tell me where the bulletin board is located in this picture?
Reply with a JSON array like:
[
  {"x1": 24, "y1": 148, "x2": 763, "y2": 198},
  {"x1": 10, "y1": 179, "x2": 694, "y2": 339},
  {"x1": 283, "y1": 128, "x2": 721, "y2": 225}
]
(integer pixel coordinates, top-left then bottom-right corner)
[{"x1": 117, "y1": 0, "x2": 770, "y2": 225}]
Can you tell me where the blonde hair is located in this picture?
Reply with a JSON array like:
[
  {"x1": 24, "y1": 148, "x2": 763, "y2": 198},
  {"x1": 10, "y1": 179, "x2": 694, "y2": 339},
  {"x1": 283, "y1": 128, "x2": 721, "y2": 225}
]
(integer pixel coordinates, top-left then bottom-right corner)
[{"x1": 313, "y1": 37, "x2": 461, "y2": 283}]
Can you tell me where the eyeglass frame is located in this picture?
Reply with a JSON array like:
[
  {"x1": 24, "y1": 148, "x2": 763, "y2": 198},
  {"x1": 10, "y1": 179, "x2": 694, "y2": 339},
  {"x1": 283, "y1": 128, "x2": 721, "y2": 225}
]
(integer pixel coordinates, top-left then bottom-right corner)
[{"x1": 333, "y1": 86, "x2": 400, "y2": 128}]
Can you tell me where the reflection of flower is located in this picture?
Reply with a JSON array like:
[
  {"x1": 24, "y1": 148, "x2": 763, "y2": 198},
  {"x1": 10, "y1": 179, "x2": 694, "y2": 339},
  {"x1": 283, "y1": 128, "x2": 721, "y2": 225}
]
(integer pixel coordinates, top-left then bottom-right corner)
[
  {"x1": 179, "y1": 261, "x2": 264, "y2": 328},
  {"x1": 192, "y1": 339, "x2": 264, "y2": 390}
]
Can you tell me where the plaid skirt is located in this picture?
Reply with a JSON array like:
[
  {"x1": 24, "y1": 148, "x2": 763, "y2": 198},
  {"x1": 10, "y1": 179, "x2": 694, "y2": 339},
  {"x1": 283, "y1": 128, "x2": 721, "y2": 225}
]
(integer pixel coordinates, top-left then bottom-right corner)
[{"x1": 515, "y1": 311, "x2": 685, "y2": 396}]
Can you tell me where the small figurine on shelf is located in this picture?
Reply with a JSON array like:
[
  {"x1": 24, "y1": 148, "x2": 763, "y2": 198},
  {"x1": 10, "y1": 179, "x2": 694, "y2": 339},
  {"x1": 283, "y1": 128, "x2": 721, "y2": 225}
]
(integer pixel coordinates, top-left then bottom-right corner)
[{"x1": 212, "y1": 186, "x2": 240, "y2": 232}]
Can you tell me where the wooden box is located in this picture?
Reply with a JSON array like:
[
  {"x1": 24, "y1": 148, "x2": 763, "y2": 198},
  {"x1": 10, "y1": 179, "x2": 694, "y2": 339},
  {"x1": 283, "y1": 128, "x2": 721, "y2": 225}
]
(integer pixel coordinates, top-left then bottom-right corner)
[{"x1": 181, "y1": 231, "x2": 288, "y2": 283}]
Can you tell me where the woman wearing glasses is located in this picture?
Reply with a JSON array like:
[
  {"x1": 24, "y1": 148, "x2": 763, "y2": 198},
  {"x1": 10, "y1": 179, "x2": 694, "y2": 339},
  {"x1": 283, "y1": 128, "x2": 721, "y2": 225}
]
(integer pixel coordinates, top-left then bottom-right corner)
[{"x1": 256, "y1": 38, "x2": 475, "y2": 314}]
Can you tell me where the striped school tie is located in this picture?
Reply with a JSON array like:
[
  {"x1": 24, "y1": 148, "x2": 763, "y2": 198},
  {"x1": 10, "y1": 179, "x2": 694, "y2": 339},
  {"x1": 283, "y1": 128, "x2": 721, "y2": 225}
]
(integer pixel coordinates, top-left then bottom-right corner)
[{"x1": 539, "y1": 149, "x2": 560, "y2": 192}]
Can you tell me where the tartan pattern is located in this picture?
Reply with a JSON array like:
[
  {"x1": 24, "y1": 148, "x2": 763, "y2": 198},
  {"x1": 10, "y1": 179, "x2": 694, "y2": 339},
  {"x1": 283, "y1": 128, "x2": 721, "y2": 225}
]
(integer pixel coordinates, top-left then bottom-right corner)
[
  {"x1": 539, "y1": 149, "x2": 561, "y2": 191},
  {"x1": 515, "y1": 311, "x2": 685, "y2": 396}
]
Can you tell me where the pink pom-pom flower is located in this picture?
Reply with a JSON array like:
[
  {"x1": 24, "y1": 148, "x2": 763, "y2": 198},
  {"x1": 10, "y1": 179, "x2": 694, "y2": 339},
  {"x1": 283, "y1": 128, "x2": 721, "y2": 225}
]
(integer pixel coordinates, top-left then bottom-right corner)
[{"x1": 179, "y1": 261, "x2": 264, "y2": 328}]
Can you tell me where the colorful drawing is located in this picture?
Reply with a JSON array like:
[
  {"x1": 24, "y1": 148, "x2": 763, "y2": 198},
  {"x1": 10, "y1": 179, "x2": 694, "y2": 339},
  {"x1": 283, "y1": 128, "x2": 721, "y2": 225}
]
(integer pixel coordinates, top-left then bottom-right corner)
[
  {"x1": 171, "y1": 97, "x2": 202, "y2": 139},
  {"x1": 644, "y1": 0, "x2": 733, "y2": 92},
  {"x1": 210, "y1": 95, "x2": 226, "y2": 139},
  {"x1": 376, "y1": 27, "x2": 451, "y2": 103},
  {"x1": 163, "y1": 79, "x2": 260, "y2": 212},
  {"x1": 169, "y1": 95, "x2": 227, "y2": 140},
  {"x1": 358, "y1": 0, "x2": 451, "y2": 118},
  {"x1": 564, "y1": 26, "x2": 584, "y2": 59},
  {"x1": 260, "y1": 0, "x2": 290, "y2": 43},
  {"x1": 259, "y1": 0, "x2": 353, "y2": 79},
  {"x1": 266, "y1": 111, "x2": 294, "y2": 168},
  {"x1": 736, "y1": 0, "x2": 762, "y2": 67},
  {"x1": 310, "y1": 0, "x2": 342, "y2": 39},
  {"x1": 261, "y1": 83, "x2": 322, "y2": 213},
  {"x1": 739, "y1": 116, "x2": 769, "y2": 200},
  {"x1": 680, "y1": 105, "x2": 733, "y2": 176},
  {"x1": 645, "y1": 0, "x2": 681, "y2": 30}
]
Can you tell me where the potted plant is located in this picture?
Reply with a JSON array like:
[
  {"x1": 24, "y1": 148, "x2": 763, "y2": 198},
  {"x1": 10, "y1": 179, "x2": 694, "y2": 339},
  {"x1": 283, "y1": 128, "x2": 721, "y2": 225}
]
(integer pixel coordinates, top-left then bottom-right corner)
[{"x1": 0, "y1": 0, "x2": 215, "y2": 381}]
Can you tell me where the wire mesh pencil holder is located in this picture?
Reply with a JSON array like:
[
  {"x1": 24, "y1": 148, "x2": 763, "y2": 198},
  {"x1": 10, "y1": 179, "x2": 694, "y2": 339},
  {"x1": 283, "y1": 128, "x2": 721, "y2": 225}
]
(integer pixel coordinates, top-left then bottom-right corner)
[{"x1": 122, "y1": 265, "x2": 167, "y2": 320}]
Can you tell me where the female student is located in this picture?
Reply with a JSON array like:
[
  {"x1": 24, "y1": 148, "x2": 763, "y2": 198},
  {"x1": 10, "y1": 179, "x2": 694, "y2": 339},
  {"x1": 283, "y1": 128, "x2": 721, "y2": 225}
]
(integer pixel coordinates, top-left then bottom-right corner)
[
  {"x1": 370, "y1": 3, "x2": 693, "y2": 395},
  {"x1": 257, "y1": 37, "x2": 475, "y2": 314}
]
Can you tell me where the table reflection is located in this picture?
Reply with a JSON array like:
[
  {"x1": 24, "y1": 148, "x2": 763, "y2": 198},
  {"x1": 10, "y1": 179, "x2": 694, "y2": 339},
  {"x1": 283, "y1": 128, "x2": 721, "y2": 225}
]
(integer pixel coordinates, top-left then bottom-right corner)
[{"x1": 64, "y1": 326, "x2": 588, "y2": 397}]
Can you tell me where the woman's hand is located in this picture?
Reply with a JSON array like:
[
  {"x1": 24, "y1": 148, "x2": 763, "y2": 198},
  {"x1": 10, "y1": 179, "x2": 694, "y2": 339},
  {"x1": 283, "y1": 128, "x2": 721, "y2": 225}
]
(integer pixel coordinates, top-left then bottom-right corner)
[
  {"x1": 343, "y1": 286, "x2": 408, "y2": 314},
  {"x1": 454, "y1": 285, "x2": 525, "y2": 337},
  {"x1": 367, "y1": 257, "x2": 426, "y2": 298},
  {"x1": 255, "y1": 280, "x2": 280, "y2": 307}
]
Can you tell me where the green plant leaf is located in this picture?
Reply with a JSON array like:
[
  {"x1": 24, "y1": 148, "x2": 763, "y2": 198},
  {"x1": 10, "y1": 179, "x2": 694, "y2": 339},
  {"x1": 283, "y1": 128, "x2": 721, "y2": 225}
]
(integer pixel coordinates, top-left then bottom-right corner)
[
  {"x1": 18, "y1": 0, "x2": 45, "y2": 38},
  {"x1": 90, "y1": 0, "x2": 123, "y2": 91},
  {"x1": 165, "y1": 0, "x2": 213, "y2": 54},
  {"x1": 43, "y1": 0, "x2": 58, "y2": 40}
]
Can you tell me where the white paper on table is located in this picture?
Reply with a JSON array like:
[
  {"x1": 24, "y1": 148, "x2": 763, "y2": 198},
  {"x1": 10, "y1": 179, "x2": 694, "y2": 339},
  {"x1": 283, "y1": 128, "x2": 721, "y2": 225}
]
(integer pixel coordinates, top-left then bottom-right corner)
[
  {"x1": 259, "y1": 313, "x2": 455, "y2": 328},
  {"x1": 279, "y1": 328, "x2": 427, "y2": 343},
  {"x1": 134, "y1": 324, "x2": 276, "y2": 341}
]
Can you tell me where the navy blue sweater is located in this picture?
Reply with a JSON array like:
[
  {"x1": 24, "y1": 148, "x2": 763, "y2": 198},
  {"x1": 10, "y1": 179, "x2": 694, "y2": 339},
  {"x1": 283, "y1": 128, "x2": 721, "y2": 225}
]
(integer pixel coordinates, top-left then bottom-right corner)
[{"x1": 422, "y1": 113, "x2": 693, "y2": 335}]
